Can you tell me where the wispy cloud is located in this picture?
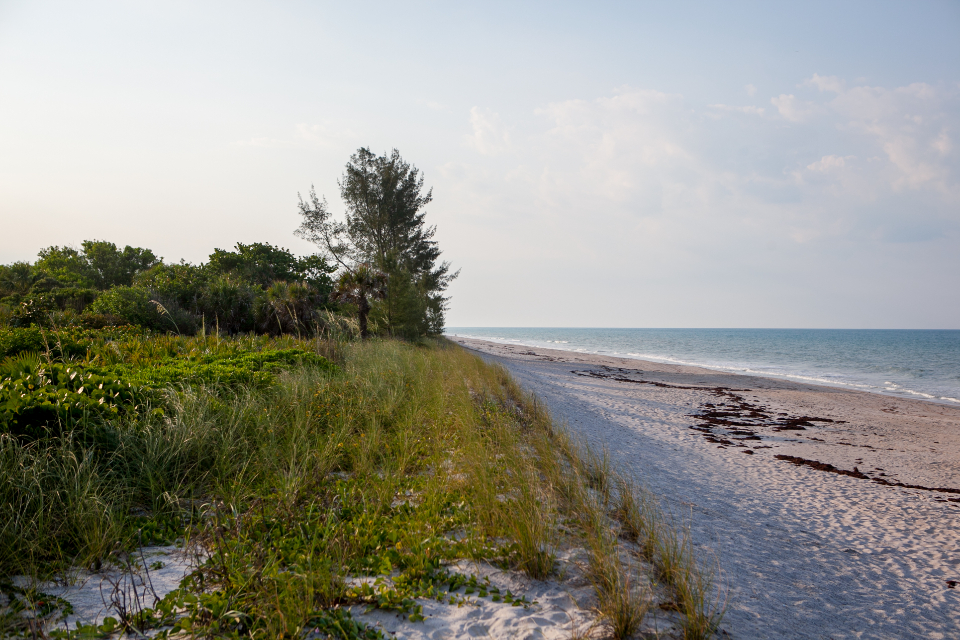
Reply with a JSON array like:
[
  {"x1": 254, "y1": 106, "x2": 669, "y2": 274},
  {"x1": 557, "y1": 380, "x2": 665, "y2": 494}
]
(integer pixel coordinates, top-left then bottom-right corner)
[
  {"x1": 770, "y1": 93, "x2": 822, "y2": 122},
  {"x1": 451, "y1": 75, "x2": 960, "y2": 252},
  {"x1": 465, "y1": 107, "x2": 511, "y2": 155},
  {"x1": 707, "y1": 103, "x2": 765, "y2": 116}
]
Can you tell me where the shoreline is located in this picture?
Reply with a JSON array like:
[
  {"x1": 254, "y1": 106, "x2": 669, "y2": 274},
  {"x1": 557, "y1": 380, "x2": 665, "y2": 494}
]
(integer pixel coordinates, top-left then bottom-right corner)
[
  {"x1": 444, "y1": 330, "x2": 960, "y2": 407},
  {"x1": 449, "y1": 335, "x2": 960, "y2": 638}
]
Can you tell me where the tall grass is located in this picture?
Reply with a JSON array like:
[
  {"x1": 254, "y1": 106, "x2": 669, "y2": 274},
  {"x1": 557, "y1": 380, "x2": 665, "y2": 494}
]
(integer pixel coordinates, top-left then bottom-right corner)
[{"x1": 1, "y1": 336, "x2": 723, "y2": 638}]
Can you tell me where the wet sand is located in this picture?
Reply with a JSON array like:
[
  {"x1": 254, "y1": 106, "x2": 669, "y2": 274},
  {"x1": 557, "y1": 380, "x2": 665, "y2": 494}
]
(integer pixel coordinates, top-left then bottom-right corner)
[{"x1": 449, "y1": 336, "x2": 960, "y2": 639}]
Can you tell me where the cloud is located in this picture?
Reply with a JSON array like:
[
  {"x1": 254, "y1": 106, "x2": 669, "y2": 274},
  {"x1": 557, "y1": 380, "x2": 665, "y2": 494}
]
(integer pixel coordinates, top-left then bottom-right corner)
[
  {"x1": 745, "y1": 84, "x2": 757, "y2": 97},
  {"x1": 805, "y1": 73, "x2": 845, "y2": 93},
  {"x1": 707, "y1": 103, "x2": 765, "y2": 116},
  {"x1": 294, "y1": 123, "x2": 355, "y2": 148},
  {"x1": 444, "y1": 76, "x2": 959, "y2": 261},
  {"x1": 796, "y1": 79, "x2": 958, "y2": 198},
  {"x1": 534, "y1": 89, "x2": 698, "y2": 207},
  {"x1": 806, "y1": 155, "x2": 855, "y2": 172},
  {"x1": 465, "y1": 107, "x2": 511, "y2": 155},
  {"x1": 771, "y1": 94, "x2": 821, "y2": 122}
]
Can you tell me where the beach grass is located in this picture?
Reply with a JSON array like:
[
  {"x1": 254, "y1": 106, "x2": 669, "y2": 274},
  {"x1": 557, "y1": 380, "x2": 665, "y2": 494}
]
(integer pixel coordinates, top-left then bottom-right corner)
[{"x1": 1, "y1": 335, "x2": 723, "y2": 638}]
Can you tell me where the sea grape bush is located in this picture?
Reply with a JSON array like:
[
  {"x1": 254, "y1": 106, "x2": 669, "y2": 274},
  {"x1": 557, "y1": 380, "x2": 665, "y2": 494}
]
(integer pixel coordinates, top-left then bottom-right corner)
[
  {"x1": 0, "y1": 345, "x2": 335, "y2": 438},
  {"x1": 0, "y1": 364, "x2": 138, "y2": 439},
  {"x1": 93, "y1": 347, "x2": 336, "y2": 389}
]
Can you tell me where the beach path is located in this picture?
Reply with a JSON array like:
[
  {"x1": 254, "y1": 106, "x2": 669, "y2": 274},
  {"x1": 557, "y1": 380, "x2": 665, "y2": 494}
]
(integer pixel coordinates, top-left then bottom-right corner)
[{"x1": 450, "y1": 336, "x2": 960, "y2": 640}]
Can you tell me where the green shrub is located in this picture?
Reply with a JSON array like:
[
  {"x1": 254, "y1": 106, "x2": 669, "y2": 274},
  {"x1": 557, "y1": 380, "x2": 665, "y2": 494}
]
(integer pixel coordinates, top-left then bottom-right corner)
[
  {"x1": 87, "y1": 286, "x2": 160, "y2": 327},
  {"x1": 0, "y1": 326, "x2": 142, "y2": 360},
  {"x1": 134, "y1": 262, "x2": 208, "y2": 309},
  {"x1": 0, "y1": 362, "x2": 139, "y2": 439},
  {"x1": 8, "y1": 295, "x2": 59, "y2": 327},
  {"x1": 0, "y1": 327, "x2": 48, "y2": 357},
  {"x1": 198, "y1": 276, "x2": 257, "y2": 334},
  {"x1": 96, "y1": 347, "x2": 335, "y2": 389},
  {"x1": 77, "y1": 312, "x2": 130, "y2": 329}
]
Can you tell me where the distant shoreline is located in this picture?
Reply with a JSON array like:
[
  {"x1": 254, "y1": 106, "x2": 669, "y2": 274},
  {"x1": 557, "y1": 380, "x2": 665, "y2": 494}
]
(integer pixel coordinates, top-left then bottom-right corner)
[{"x1": 445, "y1": 328, "x2": 960, "y2": 407}]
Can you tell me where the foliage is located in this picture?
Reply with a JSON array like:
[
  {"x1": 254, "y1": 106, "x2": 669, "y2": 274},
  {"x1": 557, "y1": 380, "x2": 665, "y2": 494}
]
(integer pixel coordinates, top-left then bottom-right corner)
[
  {"x1": 296, "y1": 148, "x2": 457, "y2": 337},
  {"x1": 208, "y1": 242, "x2": 334, "y2": 292},
  {"x1": 255, "y1": 280, "x2": 322, "y2": 336},
  {"x1": 331, "y1": 265, "x2": 387, "y2": 338},
  {"x1": 94, "y1": 347, "x2": 334, "y2": 390},
  {"x1": 0, "y1": 262, "x2": 39, "y2": 299},
  {"x1": 0, "y1": 326, "x2": 141, "y2": 361},
  {"x1": 197, "y1": 275, "x2": 257, "y2": 334},
  {"x1": 0, "y1": 361, "x2": 139, "y2": 439},
  {"x1": 81, "y1": 240, "x2": 160, "y2": 289},
  {"x1": 0, "y1": 328, "x2": 333, "y2": 440},
  {"x1": 0, "y1": 337, "x2": 720, "y2": 639},
  {"x1": 33, "y1": 246, "x2": 92, "y2": 288},
  {"x1": 2, "y1": 240, "x2": 336, "y2": 337},
  {"x1": 35, "y1": 241, "x2": 159, "y2": 290},
  {"x1": 85, "y1": 286, "x2": 182, "y2": 332},
  {"x1": 133, "y1": 262, "x2": 208, "y2": 310}
]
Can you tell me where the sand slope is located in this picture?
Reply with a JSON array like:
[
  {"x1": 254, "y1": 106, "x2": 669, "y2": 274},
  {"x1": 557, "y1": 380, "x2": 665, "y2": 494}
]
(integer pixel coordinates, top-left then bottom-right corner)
[{"x1": 450, "y1": 336, "x2": 960, "y2": 639}]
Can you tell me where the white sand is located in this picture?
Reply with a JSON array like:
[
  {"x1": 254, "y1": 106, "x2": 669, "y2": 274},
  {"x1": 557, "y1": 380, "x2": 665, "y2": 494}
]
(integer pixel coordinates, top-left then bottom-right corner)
[
  {"x1": 449, "y1": 336, "x2": 960, "y2": 639},
  {"x1": 346, "y1": 556, "x2": 597, "y2": 640},
  {"x1": 8, "y1": 545, "x2": 195, "y2": 633},
  {"x1": 348, "y1": 550, "x2": 682, "y2": 639}
]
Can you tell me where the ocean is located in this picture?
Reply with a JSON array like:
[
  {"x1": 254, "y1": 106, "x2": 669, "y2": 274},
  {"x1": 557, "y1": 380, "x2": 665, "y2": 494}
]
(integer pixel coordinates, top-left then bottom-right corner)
[{"x1": 444, "y1": 328, "x2": 960, "y2": 406}]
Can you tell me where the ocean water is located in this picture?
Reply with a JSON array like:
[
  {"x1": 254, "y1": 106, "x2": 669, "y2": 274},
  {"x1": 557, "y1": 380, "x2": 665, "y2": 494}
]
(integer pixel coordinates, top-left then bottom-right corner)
[{"x1": 445, "y1": 328, "x2": 960, "y2": 405}]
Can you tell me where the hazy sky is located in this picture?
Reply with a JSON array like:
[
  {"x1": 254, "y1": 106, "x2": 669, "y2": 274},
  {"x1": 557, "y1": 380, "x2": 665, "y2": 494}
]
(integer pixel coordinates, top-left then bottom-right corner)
[{"x1": 2, "y1": 1, "x2": 958, "y2": 328}]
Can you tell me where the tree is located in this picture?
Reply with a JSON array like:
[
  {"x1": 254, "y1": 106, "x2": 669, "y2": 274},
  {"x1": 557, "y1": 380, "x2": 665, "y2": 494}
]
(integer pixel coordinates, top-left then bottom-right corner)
[
  {"x1": 82, "y1": 240, "x2": 159, "y2": 289},
  {"x1": 207, "y1": 242, "x2": 336, "y2": 302},
  {"x1": 330, "y1": 265, "x2": 387, "y2": 338},
  {"x1": 0, "y1": 262, "x2": 38, "y2": 299},
  {"x1": 295, "y1": 148, "x2": 457, "y2": 336},
  {"x1": 34, "y1": 241, "x2": 159, "y2": 290}
]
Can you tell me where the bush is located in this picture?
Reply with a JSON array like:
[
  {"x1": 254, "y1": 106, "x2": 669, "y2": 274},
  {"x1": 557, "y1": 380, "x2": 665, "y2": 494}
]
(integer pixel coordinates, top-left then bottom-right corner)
[
  {"x1": 0, "y1": 360, "x2": 139, "y2": 439},
  {"x1": 8, "y1": 295, "x2": 59, "y2": 327},
  {"x1": 0, "y1": 326, "x2": 145, "y2": 360},
  {"x1": 198, "y1": 276, "x2": 257, "y2": 334},
  {"x1": 77, "y1": 312, "x2": 131, "y2": 330},
  {"x1": 95, "y1": 347, "x2": 335, "y2": 389},
  {"x1": 255, "y1": 281, "x2": 320, "y2": 336},
  {"x1": 87, "y1": 286, "x2": 180, "y2": 332},
  {"x1": 0, "y1": 327, "x2": 48, "y2": 357},
  {"x1": 134, "y1": 263, "x2": 208, "y2": 309},
  {"x1": 0, "y1": 344, "x2": 334, "y2": 440}
]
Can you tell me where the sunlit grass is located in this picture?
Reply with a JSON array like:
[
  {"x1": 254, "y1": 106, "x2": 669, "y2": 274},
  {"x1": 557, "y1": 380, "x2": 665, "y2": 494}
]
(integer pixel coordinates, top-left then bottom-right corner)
[{"x1": 1, "y1": 335, "x2": 724, "y2": 638}]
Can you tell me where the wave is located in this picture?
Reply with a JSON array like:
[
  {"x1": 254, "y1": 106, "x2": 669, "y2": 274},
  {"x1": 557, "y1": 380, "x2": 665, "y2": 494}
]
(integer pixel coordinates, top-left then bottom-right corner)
[{"x1": 447, "y1": 331, "x2": 960, "y2": 406}]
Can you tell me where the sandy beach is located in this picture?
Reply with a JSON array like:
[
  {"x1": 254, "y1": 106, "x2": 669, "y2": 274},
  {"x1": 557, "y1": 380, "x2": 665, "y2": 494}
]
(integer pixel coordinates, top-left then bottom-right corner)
[{"x1": 449, "y1": 335, "x2": 960, "y2": 639}]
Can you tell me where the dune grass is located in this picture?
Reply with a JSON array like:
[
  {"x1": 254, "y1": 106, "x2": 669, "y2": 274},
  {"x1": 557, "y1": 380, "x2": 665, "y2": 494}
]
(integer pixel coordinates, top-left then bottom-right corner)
[{"x1": 1, "y1": 335, "x2": 723, "y2": 638}]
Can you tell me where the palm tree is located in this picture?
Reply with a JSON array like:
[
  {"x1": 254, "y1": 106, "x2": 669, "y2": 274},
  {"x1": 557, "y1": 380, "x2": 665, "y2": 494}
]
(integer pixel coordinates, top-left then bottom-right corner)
[
  {"x1": 255, "y1": 281, "x2": 319, "y2": 337},
  {"x1": 331, "y1": 265, "x2": 387, "y2": 338}
]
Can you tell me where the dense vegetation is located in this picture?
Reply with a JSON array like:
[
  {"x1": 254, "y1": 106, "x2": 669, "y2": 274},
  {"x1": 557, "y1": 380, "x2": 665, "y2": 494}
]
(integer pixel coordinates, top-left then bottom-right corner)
[
  {"x1": 0, "y1": 148, "x2": 456, "y2": 340},
  {"x1": 1, "y1": 336, "x2": 722, "y2": 639},
  {"x1": 0, "y1": 240, "x2": 334, "y2": 335},
  {"x1": 0, "y1": 149, "x2": 722, "y2": 638}
]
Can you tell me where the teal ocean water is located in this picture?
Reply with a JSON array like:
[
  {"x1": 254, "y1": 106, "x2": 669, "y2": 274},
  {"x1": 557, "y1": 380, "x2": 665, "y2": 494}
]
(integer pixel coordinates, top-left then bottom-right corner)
[{"x1": 445, "y1": 328, "x2": 960, "y2": 405}]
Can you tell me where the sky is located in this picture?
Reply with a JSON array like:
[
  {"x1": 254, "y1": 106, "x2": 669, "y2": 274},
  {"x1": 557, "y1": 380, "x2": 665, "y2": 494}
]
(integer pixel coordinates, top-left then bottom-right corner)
[{"x1": 1, "y1": 0, "x2": 958, "y2": 329}]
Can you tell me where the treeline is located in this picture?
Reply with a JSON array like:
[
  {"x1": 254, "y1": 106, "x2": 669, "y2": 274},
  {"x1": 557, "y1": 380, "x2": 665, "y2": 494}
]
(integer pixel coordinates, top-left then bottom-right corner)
[
  {"x1": 0, "y1": 148, "x2": 455, "y2": 339},
  {"x1": 0, "y1": 240, "x2": 337, "y2": 336}
]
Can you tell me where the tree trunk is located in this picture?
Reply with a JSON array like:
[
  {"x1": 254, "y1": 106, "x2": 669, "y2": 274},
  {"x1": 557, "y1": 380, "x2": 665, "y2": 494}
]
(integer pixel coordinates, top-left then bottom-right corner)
[{"x1": 358, "y1": 294, "x2": 370, "y2": 338}]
